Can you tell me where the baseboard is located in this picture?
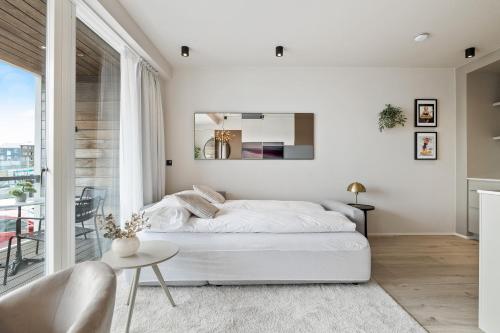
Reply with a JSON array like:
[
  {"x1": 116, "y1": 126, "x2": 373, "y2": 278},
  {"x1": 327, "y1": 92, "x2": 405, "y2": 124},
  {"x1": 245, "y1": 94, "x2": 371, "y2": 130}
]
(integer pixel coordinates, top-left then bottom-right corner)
[
  {"x1": 369, "y1": 232, "x2": 467, "y2": 237},
  {"x1": 369, "y1": 232, "x2": 477, "y2": 240},
  {"x1": 453, "y1": 232, "x2": 477, "y2": 240}
]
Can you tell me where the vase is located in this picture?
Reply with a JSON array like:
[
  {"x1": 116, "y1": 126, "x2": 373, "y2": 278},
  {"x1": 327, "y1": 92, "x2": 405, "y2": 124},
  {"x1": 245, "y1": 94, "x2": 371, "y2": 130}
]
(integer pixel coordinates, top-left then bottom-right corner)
[
  {"x1": 15, "y1": 193, "x2": 27, "y2": 203},
  {"x1": 217, "y1": 141, "x2": 231, "y2": 159},
  {"x1": 112, "y1": 236, "x2": 140, "y2": 257},
  {"x1": 221, "y1": 142, "x2": 230, "y2": 159}
]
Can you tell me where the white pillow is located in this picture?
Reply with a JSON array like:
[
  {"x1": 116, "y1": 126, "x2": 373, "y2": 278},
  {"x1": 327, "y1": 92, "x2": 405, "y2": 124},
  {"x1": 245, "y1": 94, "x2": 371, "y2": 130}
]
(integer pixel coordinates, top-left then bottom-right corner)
[
  {"x1": 146, "y1": 206, "x2": 192, "y2": 232},
  {"x1": 175, "y1": 192, "x2": 219, "y2": 218},
  {"x1": 157, "y1": 190, "x2": 198, "y2": 207},
  {"x1": 193, "y1": 185, "x2": 225, "y2": 204}
]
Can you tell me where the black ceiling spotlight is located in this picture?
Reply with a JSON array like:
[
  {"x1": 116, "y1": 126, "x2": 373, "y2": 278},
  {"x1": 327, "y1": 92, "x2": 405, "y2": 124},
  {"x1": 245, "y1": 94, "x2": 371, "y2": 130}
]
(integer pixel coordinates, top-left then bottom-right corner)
[
  {"x1": 181, "y1": 46, "x2": 189, "y2": 57},
  {"x1": 275, "y1": 45, "x2": 284, "y2": 57},
  {"x1": 465, "y1": 47, "x2": 475, "y2": 59}
]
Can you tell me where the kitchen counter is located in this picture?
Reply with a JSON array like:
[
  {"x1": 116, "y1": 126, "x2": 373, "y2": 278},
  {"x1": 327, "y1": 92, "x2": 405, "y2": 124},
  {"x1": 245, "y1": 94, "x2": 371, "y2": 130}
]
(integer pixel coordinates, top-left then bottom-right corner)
[
  {"x1": 467, "y1": 179, "x2": 500, "y2": 234},
  {"x1": 467, "y1": 177, "x2": 500, "y2": 182}
]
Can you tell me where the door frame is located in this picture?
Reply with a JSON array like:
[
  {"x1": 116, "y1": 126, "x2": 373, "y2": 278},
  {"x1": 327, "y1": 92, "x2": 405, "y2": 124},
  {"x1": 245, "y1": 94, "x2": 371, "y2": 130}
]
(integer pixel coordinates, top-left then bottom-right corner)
[
  {"x1": 45, "y1": 0, "x2": 161, "y2": 274},
  {"x1": 45, "y1": 0, "x2": 77, "y2": 273},
  {"x1": 45, "y1": 0, "x2": 128, "y2": 273}
]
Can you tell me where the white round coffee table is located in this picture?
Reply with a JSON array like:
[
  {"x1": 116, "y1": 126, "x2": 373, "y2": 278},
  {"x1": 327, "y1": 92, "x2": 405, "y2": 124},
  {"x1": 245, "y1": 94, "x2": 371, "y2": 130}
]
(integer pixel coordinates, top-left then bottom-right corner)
[{"x1": 101, "y1": 240, "x2": 179, "y2": 333}]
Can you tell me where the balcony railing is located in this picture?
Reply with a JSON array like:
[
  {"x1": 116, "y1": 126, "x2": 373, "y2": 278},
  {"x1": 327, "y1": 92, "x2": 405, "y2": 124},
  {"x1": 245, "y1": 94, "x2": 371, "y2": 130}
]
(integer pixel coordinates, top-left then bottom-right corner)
[{"x1": 0, "y1": 175, "x2": 41, "y2": 183}]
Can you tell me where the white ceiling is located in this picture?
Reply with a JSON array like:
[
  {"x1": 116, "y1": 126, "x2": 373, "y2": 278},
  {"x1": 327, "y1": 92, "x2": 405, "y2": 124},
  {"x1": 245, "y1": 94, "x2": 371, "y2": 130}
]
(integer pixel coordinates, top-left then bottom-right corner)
[{"x1": 118, "y1": 0, "x2": 500, "y2": 68}]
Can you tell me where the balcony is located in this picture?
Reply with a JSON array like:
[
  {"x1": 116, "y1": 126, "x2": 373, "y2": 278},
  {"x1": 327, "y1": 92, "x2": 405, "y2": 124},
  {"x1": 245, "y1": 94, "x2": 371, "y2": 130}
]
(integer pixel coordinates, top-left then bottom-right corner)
[
  {"x1": 0, "y1": 0, "x2": 119, "y2": 297},
  {"x1": 0, "y1": 176, "x2": 110, "y2": 296},
  {"x1": 0, "y1": 238, "x2": 103, "y2": 296}
]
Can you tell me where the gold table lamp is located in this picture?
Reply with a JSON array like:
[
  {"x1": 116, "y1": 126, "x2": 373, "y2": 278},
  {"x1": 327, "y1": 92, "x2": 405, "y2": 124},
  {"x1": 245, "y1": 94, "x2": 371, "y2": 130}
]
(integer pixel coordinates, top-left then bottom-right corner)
[{"x1": 347, "y1": 182, "x2": 366, "y2": 204}]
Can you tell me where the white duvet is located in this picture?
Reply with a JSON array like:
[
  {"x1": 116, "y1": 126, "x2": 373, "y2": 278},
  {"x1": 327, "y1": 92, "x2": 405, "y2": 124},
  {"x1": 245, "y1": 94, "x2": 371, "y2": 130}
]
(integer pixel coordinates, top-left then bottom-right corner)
[
  {"x1": 215, "y1": 199, "x2": 325, "y2": 213},
  {"x1": 143, "y1": 196, "x2": 355, "y2": 233}
]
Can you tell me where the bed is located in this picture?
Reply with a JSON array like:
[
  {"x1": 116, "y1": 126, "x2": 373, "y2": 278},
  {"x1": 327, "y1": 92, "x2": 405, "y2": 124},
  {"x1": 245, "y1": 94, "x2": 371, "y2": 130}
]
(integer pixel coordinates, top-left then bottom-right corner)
[{"x1": 134, "y1": 193, "x2": 371, "y2": 285}]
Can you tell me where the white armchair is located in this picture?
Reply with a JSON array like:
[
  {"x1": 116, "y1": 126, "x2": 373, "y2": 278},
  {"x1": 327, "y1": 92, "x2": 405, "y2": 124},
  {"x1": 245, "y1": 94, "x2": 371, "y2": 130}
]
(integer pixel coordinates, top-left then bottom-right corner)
[{"x1": 0, "y1": 261, "x2": 116, "y2": 333}]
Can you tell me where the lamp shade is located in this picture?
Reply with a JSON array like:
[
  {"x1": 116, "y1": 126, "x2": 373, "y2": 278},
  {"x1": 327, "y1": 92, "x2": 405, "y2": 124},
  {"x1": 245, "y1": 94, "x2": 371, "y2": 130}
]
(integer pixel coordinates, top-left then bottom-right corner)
[{"x1": 347, "y1": 182, "x2": 366, "y2": 193}]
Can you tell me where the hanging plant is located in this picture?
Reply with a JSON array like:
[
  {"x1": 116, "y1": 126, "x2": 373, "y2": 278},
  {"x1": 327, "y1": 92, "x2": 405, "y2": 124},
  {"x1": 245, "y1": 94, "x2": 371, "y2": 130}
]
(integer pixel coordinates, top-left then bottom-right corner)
[{"x1": 378, "y1": 104, "x2": 407, "y2": 132}]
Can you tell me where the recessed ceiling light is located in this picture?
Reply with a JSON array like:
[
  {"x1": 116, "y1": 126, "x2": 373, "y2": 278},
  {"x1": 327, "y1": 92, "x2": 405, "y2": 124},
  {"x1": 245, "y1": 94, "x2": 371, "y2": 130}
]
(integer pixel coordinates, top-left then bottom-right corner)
[
  {"x1": 414, "y1": 33, "x2": 430, "y2": 42},
  {"x1": 465, "y1": 47, "x2": 476, "y2": 59},
  {"x1": 77, "y1": 53, "x2": 84, "y2": 57},
  {"x1": 181, "y1": 46, "x2": 189, "y2": 57},
  {"x1": 39, "y1": 45, "x2": 46, "y2": 50},
  {"x1": 275, "y1": 46, "x2": 284, "y2": 57}
]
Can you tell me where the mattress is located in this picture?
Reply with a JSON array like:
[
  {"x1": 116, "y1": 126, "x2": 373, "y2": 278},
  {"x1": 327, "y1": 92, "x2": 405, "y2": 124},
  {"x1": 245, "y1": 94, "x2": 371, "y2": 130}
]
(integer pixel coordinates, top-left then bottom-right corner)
[{"x1": 134, "y1": 231, "x2": 371, "y2": 285}]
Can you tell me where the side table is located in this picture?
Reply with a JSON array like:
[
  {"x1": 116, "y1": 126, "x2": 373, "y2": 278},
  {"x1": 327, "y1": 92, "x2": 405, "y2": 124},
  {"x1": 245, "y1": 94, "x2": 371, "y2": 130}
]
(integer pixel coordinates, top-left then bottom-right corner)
[
  {"x1": 101, "y1": 240, "x2": 179, "y2": 333},
  {"x1": 348, "y1": 203, "x2": 375, "y2": 238}
]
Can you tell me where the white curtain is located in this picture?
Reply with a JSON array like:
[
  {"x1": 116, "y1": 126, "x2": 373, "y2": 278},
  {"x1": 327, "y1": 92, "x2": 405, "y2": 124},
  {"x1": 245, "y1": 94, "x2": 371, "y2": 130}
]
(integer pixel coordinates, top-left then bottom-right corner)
[
  {"x1": 139, "y1": 62, "x2": 166, "y2": 205},
  {"x1": 120, "y1": 47, "x2": 166, "y2": 223},
  {"x1": 119, "y1": 47, "x2": 142, "y2": 223},
  {"x1": 98, "y1": 53, "x2": 120, "y2": 216}
]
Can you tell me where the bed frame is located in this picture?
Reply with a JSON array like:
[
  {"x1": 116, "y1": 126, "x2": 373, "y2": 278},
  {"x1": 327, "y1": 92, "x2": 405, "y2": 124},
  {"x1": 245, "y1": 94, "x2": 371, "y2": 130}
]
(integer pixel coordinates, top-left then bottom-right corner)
[{"x1": 132, "y1": 200, "x2": 370, "y2": 286}]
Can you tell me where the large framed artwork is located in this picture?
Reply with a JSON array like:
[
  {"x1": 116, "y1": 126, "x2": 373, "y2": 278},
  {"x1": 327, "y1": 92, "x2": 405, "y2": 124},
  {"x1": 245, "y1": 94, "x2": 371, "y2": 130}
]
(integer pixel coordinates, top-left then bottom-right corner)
[
  {"x1": 414, "y1": 132, "x2": 437, "y2": 160},
  {"x1": 415, "y1": 99, "x2": 437, "y2": 127}
]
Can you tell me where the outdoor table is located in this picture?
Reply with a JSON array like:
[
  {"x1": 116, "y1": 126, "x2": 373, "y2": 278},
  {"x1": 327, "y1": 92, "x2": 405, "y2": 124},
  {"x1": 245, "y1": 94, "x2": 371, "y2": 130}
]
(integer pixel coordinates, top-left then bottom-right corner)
[{"x1": 0, "y1": 198, "x2": 45, "y2": 276}]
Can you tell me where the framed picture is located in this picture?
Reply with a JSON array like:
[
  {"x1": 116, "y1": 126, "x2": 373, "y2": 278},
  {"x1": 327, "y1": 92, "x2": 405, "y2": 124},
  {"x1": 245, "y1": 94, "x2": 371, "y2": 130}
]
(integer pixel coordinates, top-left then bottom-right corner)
[
  {"x1": 415, "y1": 99, "x2": 437, "y2": 127},
  {"x1": 415, "y1": 132, "x2": 437, "y2": 160}
]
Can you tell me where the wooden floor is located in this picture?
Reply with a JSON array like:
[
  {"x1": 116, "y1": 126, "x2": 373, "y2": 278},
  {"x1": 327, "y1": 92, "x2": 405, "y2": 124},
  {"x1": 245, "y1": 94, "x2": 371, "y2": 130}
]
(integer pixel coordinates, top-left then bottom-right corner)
[{"x1": 371, "y1": 235, "x2": 480, "y2": 333}]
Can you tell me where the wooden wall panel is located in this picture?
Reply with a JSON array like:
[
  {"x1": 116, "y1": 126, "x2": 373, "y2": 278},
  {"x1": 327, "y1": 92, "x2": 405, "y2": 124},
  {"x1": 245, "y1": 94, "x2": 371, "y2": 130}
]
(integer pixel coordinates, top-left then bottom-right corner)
[{"x1": 75, "y1": 80, "x2": 119, "y2": 213}]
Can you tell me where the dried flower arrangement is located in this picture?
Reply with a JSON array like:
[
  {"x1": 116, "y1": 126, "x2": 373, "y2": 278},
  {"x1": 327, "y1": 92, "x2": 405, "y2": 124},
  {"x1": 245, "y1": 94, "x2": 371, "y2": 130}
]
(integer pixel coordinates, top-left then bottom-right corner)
[
  {"x1": 215, "y1": 130, "x2": 235, "y2": 143},
  {"x1": 100, "y1": 213, "x2": 150, "y2": 240}
]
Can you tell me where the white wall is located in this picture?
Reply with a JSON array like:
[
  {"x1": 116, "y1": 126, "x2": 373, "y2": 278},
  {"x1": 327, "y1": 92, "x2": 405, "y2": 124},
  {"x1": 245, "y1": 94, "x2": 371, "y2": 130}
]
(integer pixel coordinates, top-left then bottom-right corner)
[
  {"x1": 166, "y1": 67, "x2": 456, "y2": 234},
  {"x1": 467, "y1": 71, "x2": 500, "y2": 179},
  {"x1": 455, "y1": 48, "x2": 500, "y2": 235}
]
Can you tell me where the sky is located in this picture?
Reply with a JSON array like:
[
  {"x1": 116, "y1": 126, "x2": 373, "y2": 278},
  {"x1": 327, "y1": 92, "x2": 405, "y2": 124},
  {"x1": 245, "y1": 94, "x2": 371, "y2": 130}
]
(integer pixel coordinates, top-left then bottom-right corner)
[{"x1": 0, "y1": 60, "x2": 36, "y2": 147}]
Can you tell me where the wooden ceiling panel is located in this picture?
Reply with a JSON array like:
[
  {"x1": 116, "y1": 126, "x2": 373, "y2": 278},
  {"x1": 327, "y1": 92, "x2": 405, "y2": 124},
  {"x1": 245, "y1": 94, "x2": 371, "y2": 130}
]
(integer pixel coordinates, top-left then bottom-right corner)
[
  {"x1": 0, "y1": 0, "x2": 119, "y2": 76},
  {"x1": 25, "y1": 0, "x2": 46, "y2": 16},
  {"x1": 0, "y1": 48, "x2": 40, "y2": 74},
  {"x1": 0, "y1": 1, "x2": 44, "y2": 37},
  {"x1": 0, "y1": 23, "x2": 44, "y2": 56},
  {"x1": 6, "y1": 0, "x2": 46, "y2": 25}
]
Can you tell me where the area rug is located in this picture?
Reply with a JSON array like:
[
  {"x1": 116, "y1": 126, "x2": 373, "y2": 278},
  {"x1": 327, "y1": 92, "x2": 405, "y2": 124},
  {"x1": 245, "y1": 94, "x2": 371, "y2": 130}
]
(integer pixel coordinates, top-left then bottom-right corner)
[{"x1": 111, "y1": 278, "x2": 426, "y2": 333}]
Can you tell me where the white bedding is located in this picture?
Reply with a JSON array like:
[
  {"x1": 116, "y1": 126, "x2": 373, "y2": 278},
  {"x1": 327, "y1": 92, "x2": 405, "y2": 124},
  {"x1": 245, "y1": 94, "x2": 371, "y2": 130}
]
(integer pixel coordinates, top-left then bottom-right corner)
[
  {"x1": 214, "y1": 199, "x2": 325, "y2": 212},
  {"x1": 143, "y1": 197, "x2": 355, "y2": 233},
  {"x1": 135, "y1": 232, "x2": 371, "y2": 284},
  {"x1": 139, "y1": 231, "x2": 368, "y2": 251},
  {"x1": 147, "y1": 195, "x2": 325, "y2": 213}
]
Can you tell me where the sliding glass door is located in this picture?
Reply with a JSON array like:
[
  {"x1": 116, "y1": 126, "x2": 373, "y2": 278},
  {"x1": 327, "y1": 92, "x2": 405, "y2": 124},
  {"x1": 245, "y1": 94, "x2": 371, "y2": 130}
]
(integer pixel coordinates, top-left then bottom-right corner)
[
  {"x1": 0, "y1": 0, "x2": 122, "y2": 295},
  {"x1": 74, "y1": 19, "x2": 120, "y2": 263},
  {"x1": 0, "y1": 0, "x2": 134, "y2": 295},
  {"x1": 0, "y1": 0, "x2": 47, "y2": 295}
]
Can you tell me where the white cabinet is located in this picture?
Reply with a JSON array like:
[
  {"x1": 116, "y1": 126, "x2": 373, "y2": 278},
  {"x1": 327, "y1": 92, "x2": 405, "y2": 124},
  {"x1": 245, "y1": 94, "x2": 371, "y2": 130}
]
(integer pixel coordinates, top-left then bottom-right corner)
[
  {"x1": 467, "y1": 179, "x2": 500, "y2": 234},
  {"x1": 478, "y1": 190, "x2": 500, "y2": 333}
]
